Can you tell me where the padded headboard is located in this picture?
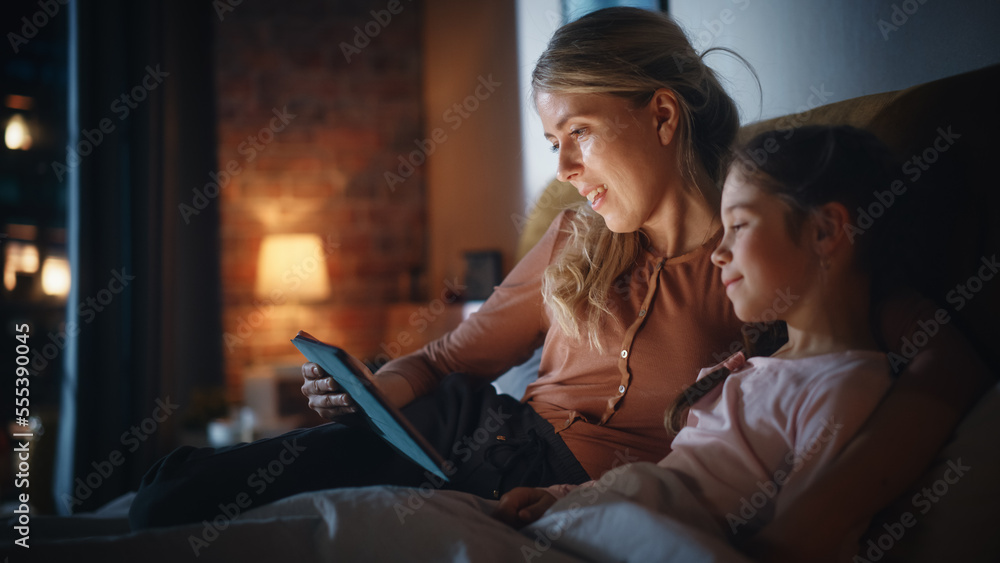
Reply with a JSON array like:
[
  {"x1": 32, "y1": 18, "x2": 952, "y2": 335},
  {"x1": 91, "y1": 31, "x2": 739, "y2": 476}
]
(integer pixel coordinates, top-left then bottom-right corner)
[{"x1": 517, "y1": 64, "x2": 1000, "y2": 371}]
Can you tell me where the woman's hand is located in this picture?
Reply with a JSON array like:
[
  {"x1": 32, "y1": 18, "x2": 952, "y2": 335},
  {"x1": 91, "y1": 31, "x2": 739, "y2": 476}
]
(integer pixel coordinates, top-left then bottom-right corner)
[
  {"x1": 300, "y1": 362, "x2": 358, "y2": 420},
  {"x1": 301, "y1": 361, "x2": 419, "y2": 420},
  {"x1": 492, "y1": 487, "x2": 558, "y2": 528}
]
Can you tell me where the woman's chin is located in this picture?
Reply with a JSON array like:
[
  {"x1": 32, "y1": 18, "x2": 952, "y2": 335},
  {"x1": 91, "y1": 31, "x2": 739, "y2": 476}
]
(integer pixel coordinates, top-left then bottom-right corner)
[
  {"x1": 599, "y1": 216, "x2": 622, "y2": 232},
  {"x1": 599, "y1": 213, "x2": 635, "y2": 235}
]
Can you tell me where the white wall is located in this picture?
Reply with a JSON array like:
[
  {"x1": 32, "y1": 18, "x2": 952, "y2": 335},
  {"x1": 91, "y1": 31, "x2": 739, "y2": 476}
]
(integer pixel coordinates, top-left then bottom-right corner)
[
  {"x1": 669, "y1": 0, "x2": 1000, "y2": 124},
  {"x1": 516, "y1": 0, "x2": 562, "y2": 213},
  {"x1": 423, "y1": 0, "x2": 524, "y2": 293}
]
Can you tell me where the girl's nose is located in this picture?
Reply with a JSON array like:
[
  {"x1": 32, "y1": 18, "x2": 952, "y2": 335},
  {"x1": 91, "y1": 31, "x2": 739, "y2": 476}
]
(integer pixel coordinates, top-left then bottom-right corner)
[{"x1": 711, "y1": 239, "x2": 731, "y2": 268}]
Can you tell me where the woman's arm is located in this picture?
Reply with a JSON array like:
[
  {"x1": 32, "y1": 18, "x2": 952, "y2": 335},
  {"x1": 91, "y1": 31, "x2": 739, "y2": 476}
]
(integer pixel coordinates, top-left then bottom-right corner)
[
  {"x1": 743, "y1": 291, "x2": 995, "y2": 562},
  {"x1": 302, "y1": 210, "x2": 575, "y2": 418}
]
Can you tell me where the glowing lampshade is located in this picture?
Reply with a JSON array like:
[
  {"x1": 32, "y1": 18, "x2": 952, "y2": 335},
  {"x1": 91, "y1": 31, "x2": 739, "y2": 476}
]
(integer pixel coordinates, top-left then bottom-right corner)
[
  {"x1": 41, "y1": 256, "x2": 71, "y2": 298},
  {"x1": 255, "y1": 234, "x2": 331, "y2": 301}
]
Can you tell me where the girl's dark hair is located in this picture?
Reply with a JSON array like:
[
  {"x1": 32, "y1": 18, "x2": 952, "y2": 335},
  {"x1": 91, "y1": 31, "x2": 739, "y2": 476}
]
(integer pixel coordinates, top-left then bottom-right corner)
[
  {"x1": 666, "y1": 125, "x2": 911, "y2": 436},
  {"x1": 731, "y1": 125, "x2": 904, "y2": 284}
]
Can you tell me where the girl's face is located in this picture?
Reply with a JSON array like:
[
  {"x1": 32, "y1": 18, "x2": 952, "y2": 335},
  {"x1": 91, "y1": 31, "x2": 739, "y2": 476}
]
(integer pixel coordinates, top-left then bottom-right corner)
[
  {"x1": 536, "y1": 91, "x2": 681, "y2": 237},
  {"x1": 711, "y1": 173, "x2": 817, "y2": 323}
]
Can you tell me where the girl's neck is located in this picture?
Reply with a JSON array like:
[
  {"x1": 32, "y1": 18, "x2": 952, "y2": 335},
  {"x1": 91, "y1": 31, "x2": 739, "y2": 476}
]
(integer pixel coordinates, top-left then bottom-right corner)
[{"x1": 773, "y1": 271, "x2": 879, "y2": 360}]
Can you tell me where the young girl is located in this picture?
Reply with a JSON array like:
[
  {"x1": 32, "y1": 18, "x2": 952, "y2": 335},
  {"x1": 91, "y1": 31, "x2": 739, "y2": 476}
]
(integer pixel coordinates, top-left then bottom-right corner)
[{"x1": 495, "y1": 125, "x2": 912, "y2": 559}]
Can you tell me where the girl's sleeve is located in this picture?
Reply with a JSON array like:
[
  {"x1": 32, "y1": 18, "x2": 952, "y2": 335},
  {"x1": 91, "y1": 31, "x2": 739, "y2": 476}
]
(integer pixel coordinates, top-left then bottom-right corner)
[
  {"x1": 774, "y1": 360, "x2": 893, "y2": 512},
  {"x1": 376, "y1": 210, "x2": 575, "y2": 398}
]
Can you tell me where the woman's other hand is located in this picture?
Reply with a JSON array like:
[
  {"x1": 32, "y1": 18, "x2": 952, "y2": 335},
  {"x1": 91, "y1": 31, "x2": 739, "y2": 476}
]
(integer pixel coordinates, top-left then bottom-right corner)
[{"x1": 492, "y1": 487, "x2": 558, "y2": 528}]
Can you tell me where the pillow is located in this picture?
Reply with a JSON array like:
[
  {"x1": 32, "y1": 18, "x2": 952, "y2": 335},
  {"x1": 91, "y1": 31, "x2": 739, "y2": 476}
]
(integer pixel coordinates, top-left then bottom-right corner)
[
  {"x1": 491, "y1": 346, "x2": 543, "y2": 400},
  {"x1": 855, "y1": 382, "x2": 1000, "y2": 562}
]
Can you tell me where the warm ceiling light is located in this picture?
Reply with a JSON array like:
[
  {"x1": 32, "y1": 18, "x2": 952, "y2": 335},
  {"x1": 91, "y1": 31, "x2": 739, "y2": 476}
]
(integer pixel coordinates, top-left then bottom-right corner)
[{"x1": 5, "y1": 114, "x2": 32, "y2": 150}]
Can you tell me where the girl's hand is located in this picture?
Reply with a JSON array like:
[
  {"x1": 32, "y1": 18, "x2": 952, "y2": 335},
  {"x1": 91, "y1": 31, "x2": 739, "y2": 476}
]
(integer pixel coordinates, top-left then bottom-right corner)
[{"x1": 492, "y1": 487, "x2": 558, "y2": 528}]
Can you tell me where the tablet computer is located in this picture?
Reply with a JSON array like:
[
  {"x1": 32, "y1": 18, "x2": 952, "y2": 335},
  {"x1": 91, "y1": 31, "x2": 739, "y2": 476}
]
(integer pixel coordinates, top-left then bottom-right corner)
[{"x1": 291, "y1": 331, "x2": 452, "y2": 481}]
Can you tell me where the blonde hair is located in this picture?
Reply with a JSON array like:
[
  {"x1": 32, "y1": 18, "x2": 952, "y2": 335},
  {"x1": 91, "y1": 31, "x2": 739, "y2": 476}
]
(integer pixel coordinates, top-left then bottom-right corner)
[{"x1": 534, "y1": 7, "x2": 742, "y2": 349}]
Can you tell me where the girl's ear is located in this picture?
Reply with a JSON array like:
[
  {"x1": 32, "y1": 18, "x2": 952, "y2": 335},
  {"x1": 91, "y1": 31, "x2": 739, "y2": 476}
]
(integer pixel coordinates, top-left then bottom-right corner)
[
  {"x1": 648, "y1": 88, "x2": 681, "y2": 146},
  {"x1": 811, "y1": 201, "x2": 852, "y2": 256}
]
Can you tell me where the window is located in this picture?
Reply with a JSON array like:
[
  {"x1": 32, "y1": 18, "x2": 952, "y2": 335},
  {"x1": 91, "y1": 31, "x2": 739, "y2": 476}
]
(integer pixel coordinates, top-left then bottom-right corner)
[
  {"x1": 563, "y1": 0, "x2": 665, "y2": 22},
  {"x1": 1, "y1": 0, "x2": 70, "y2": 514}
]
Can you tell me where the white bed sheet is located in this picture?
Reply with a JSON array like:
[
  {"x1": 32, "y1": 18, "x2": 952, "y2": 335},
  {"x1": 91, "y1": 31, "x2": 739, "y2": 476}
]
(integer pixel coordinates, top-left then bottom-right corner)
[{"x1": 3, "y1": 468, "x2": 750, "y2": 562}]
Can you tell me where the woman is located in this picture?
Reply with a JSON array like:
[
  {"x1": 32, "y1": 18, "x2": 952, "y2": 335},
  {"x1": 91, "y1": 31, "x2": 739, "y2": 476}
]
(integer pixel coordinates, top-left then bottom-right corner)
[
  {"x1": 133, "y1": 10, "x2": 991, "y2": 559},
  {"x1": 302, "y1": 4, "x2": 743, "y2": 486}
]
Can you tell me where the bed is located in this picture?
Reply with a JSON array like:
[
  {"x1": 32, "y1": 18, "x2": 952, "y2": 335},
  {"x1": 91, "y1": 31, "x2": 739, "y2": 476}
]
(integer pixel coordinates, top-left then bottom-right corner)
[
  {"x1": 3, "y1": 376, "x2": 999, "y2": 562},
  {"x1": 4, "y1": 63, "x2": 999, "y2": 563}
]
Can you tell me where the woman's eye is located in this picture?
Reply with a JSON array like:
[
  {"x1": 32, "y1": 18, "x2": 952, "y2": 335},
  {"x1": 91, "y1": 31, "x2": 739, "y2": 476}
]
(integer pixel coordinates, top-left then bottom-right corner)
[
  {"x1": 730, "y1": 223, "x2": 745, "y2": 232},
  {"x1": 549, "y1": 128, "x2": 589, "y2": 154}
]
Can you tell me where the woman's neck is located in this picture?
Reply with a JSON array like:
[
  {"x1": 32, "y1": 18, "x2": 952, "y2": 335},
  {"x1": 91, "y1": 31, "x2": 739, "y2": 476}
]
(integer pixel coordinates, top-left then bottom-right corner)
[{"x1": 643, "y1": 179, "x2": 721, "y2": 259}]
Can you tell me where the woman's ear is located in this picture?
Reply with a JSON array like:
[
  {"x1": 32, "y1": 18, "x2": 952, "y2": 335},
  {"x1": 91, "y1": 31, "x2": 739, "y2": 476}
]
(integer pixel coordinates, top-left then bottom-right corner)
[
  {"x1": 811, "y1": 201, "x2": 853, "y2": 256},
  {"x1": 648, "y1": 88, "x2": 680, "y2": 146}
]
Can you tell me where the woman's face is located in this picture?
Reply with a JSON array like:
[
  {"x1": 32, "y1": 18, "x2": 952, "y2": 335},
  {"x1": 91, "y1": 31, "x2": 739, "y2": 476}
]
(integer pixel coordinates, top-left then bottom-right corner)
[{"x1": 536, "y1": 91, "x2": 682, "y2": 237}]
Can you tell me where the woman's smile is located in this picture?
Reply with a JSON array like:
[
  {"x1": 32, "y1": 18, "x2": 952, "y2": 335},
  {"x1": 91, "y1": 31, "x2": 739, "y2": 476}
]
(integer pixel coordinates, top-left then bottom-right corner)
[{"x1": 584, "y1": 184, "x2": 608, "y2": 209}]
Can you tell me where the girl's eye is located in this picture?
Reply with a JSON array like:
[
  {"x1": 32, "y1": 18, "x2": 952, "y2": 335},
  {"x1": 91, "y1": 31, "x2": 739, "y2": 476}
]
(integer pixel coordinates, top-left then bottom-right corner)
[
  {"x1": 549, "y1": 143, "x2": 560, "y2": 154},
  {"x1": 730, "y1": 223, "x2": 745, "y2": 232}
]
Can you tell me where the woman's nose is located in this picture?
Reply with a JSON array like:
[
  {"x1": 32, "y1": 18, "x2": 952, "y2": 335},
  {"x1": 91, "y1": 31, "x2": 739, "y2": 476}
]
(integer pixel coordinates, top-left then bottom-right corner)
[{"x1": 556, "y1": 145, "x2": 583, "y2": 183}]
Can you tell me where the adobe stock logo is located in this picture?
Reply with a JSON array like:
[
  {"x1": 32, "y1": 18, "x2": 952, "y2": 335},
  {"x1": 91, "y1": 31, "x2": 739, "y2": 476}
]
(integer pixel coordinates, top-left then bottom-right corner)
[
  {"x1": 61, "y1": 397, "x2": 180, "y2": 511},
  {"x1": 51, "y1": 65, "x2": 170, "y2": 181},
  {"x1": 877, "y1": 0, "x2": 930, "y2": 41},
  {"x1": 178, "y1": 106, "x2": 296, "y2": 224},
  {"x1": 7, "y1": 0, "x2": 67, "y2": 54},
  {"x1": 853, "y1": 458, "x2": 971, "y2": 562},
  {"x1": 384, "y1": 74, "x2": 501, "y2": 192},
  {"x1": 843, "y1": 126, "x2": 960, "y2": 244},
  {"x1": 188, "y1": 439, "x2": 307, "y2": 555},
  {"x1": 213, "y1": 0, "x2": 243, "y2": 21},
  {"x1": 339, "y1": 0, "x2": 414, "y2": 63}
]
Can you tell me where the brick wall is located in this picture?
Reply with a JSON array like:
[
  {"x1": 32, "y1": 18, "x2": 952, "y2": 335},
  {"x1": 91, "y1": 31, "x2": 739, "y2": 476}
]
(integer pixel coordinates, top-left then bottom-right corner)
[{"x1": 214, "y1": 0, "x2": 425, "y2": 397}]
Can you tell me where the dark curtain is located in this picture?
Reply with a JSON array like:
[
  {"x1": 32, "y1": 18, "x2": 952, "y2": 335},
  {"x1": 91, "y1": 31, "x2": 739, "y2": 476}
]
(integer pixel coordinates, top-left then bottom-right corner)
[{"x1": 54, "y1": 0, "x2": 221, "y2": 514}]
